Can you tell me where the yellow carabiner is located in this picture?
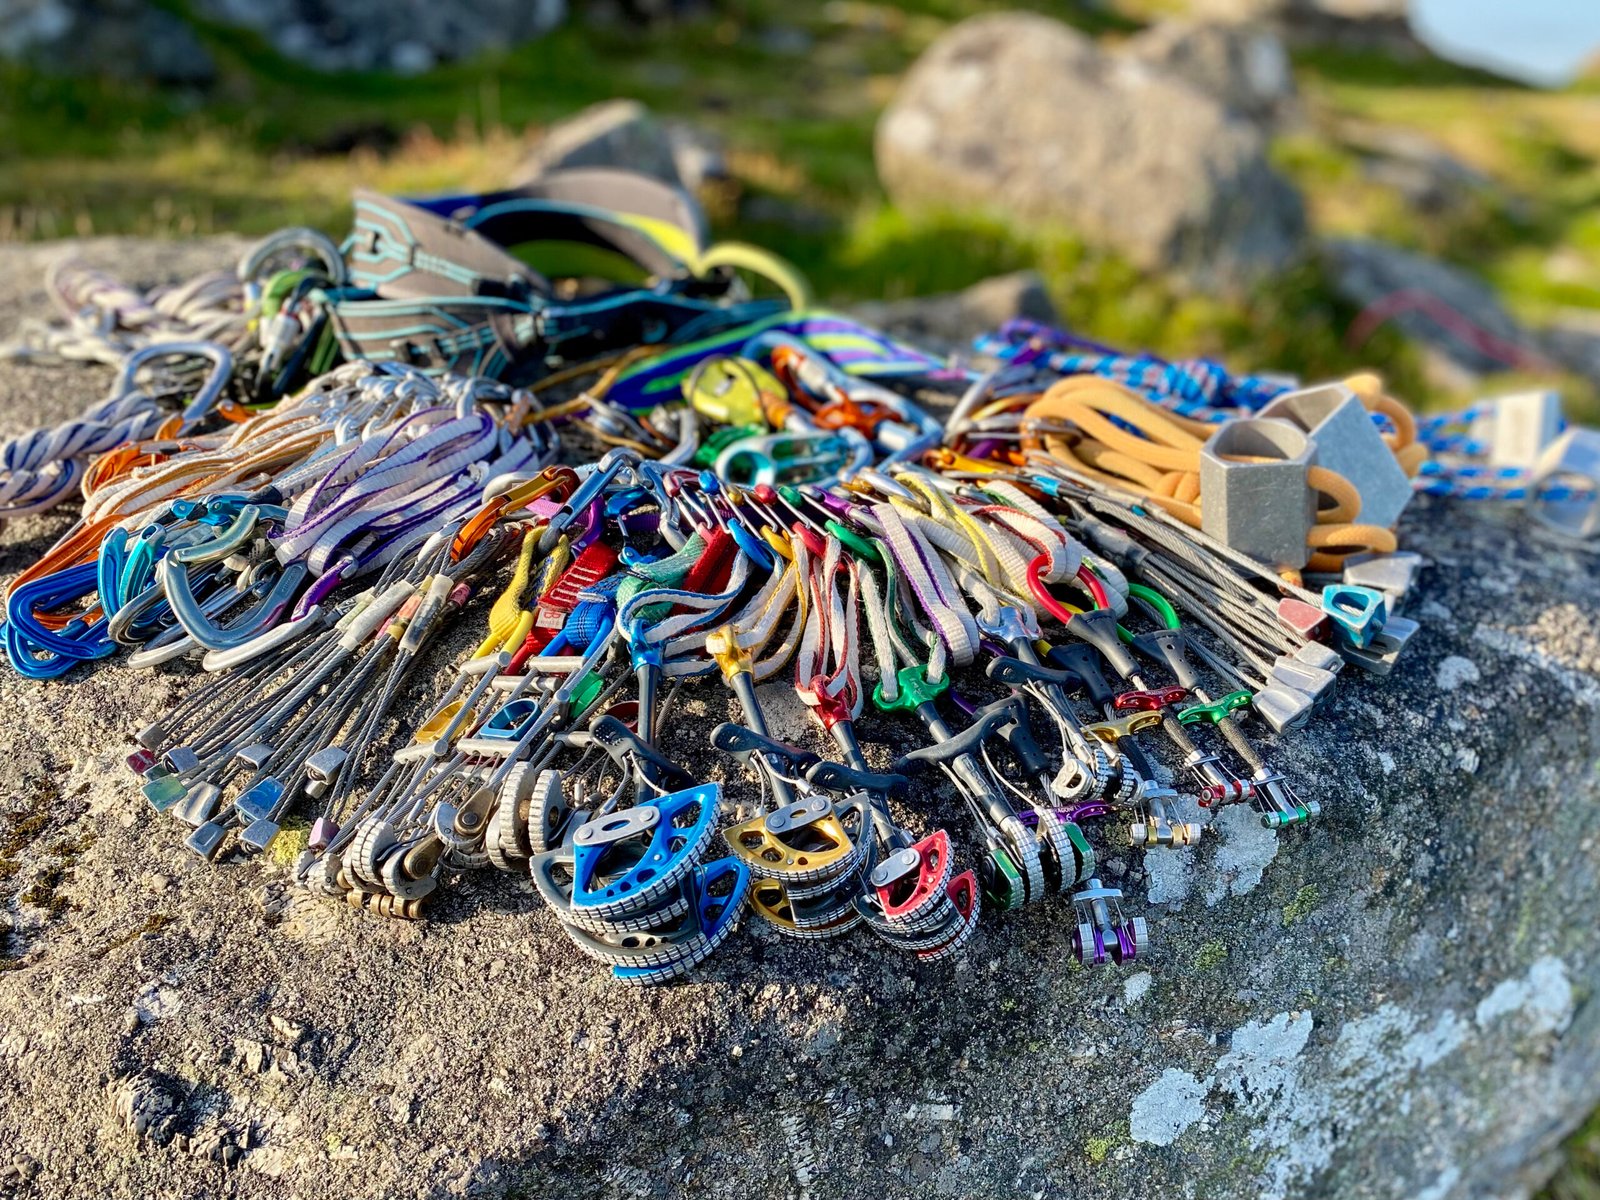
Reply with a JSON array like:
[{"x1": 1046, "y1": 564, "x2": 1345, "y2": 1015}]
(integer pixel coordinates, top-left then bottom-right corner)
[{"x1": 689, "y1": 242, "x2": 812, "y2": 311}]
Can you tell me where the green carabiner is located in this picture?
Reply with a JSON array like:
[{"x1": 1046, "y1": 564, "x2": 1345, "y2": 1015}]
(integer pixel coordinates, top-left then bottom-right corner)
[
  {"x1": 1127, "y1": 582, "x2": 1181, "y2": 631},
  {"x1": 825, "y1": 519, "x2": 881, "y2": 565},
  {"x1": 693, "y1": 423, "x2": 764, "y2": 469}
]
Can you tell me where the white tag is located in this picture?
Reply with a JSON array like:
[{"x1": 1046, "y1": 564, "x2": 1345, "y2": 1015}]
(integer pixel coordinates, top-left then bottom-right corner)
[{"x1": 1476, "y1": 391, "x2": 1562, "y2": 468}]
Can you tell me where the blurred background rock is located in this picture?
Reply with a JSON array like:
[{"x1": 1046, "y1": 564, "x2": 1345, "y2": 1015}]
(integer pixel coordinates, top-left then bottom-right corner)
[{"x1": 2, "y1": 8, "x2": 1600, "y2": 1187}]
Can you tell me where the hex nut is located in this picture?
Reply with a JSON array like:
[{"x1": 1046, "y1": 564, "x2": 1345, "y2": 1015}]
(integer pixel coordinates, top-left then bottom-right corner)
[
  {"x1": 1260, "y1": 382, "x2": 1413, "y2": 530},
  {"x1": 1199, "y1": 417, "x2": 1315, "y2": 568},
  {"x1": 1527, "y1": 427, "x2": 1600, "y2": 539}
]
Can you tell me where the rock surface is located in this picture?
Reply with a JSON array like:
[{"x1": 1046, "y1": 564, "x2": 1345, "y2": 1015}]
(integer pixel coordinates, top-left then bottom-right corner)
[
  {"x1": 875, "y1": 12, "x2": 1307, "y2": 288},
  {"x1": 1125, "y1": 19, "x2": 1298, "y2": 127},
  {"x1": 1341, "y1": 124, "x2": 1505, "y2": 218},
  {"x1": 1, "y1": 0, "x2": 566, "y2": 77},
  {"x1": 1167, "y1": 0, "x2": 1426, "y2": 55},
  {"x1": 2, "y1": 239, "x2": 1600, "y2": 1200},
  {"x1": 513, "y1": 98, "x2": 685, "y2": 189},
  {"x1": 0, "y1": 0, "x2": 216, "y2": 84},
  {"x1": 1324, "y1": 238, "x2": 1551, "y2": 382},
  {"x1": 198, "y1": 0, "x2": 567, "y2": 73}
]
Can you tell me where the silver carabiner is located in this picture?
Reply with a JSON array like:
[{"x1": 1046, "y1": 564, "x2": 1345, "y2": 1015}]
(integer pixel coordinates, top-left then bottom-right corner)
[{"x1": 116, "y1": 340, "x2": 234, "y2": 432}]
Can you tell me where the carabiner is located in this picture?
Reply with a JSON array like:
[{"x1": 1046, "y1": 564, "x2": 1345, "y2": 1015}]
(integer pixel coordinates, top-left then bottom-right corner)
[
  {"x1": 453, "y1": 465, "x2": 579, "y2": 561},
  {"x1": 160, "y1": 555, "x2": 309, "y2": 651},
  {"x1": 537, "y1": 451, "x2": 636, "y2": 553},
  {"x1": 116, "y1": 341, "x2": 234, "y2": 433}
]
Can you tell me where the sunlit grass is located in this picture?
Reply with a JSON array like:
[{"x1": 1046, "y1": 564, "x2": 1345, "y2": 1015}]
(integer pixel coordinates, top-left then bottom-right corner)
[{"x1": 0, "y1": 0, "x2": 1595, "y2": 417}]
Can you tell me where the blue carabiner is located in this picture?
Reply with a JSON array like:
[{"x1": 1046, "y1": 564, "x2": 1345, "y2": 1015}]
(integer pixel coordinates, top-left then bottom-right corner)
[
  {"x1": 3, "y1": 562, "x2": 115, "y2": 678},
  {"x1": 728, "y1": 515, "x2": 775, "y2": 571},
  {"x1": 119, "y1": 525, "x2": 168, "y2": 610},
  {"x1": 97, "y1": 527, "x2": 130, "y2": 619}
]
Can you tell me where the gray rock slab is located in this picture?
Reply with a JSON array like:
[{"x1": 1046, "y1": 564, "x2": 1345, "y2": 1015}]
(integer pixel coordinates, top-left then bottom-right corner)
[
  {"x1": 1125, "y1": 19, "x2": 1298, "y2": 127},
  {"x1": 875, "y1": 12, "x2": 1307, "y2": 288},
  {"x1": 1323, "y1": 237, "x2": 1544, "y2": 377},
  {"x1": 513, "y1": 99, "x2": 684, "y2": 190},
  {"x1": 1, "y1": 239, "x2": 1598, "y2": 1200},
  {"x1": 193, "y1": 0, "x2": 566, "y2": 74}
]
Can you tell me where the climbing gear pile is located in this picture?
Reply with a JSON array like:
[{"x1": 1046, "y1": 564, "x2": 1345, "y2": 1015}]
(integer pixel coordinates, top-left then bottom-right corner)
[
  {"x1": 976, "y1": 319, "x2": 1600, "y2": 545},
  {"x1": 0, "y1": 167, "x2": 1580, "y2": 986}
]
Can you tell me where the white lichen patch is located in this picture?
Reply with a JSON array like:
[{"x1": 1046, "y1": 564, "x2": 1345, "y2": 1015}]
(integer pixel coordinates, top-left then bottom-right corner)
[
  {"x1": 1128, "y1": 1068, "x2": 1208, "y2": 1147},
  {"x1": 1123, "y1": 972, "x2": 1154, "y2": 1006},
  {"x1": 128, "y1": 978, "x2": 181, "y2": 1025},
  {"x1": 1144, "y1": 794, "x2": 1208, "y2": 906},
  {"x1": 1400, "y1": 1012, "x2": 1470, "y2": 1070},
  {"x1": 1215, "y1": 1012, "x2": 1315, "y2": 1107},
  {"x1": 1136, "y1": 956, "x2": 1576, "y2": 1196},
  {"x1": 1475, "y1": 956, "x2": 1573, "y2": 1036},
  {"x1": 1435, "y1": 656, "x2": 1480, "y2": 692},
  {"x1": 1203, "y1": 806, "x2": 1279, "y2": 907},
  {"x1": 1144, "y1": 845, "x2": 1194, "y2": 906}
]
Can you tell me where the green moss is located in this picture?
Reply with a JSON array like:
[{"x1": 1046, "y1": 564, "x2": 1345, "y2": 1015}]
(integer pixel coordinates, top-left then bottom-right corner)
[
  {"x1": 1194, "y1": 939, "x2": 1228, "y2": 972},
  {"x1": 0, "y1": 781, "x2": 67, "y2": 892},
  {"x1": 1086, "y1": 1133, "x2": 1117, "y2": 1163},
  {"x1": 20, "y1": 864, "x2": 73, "y2": 915},
  {"x1": 47, "y1": 832, "x2": 96, "y2": 859},
  {"x1": 1282, "y1": 884, "x2": 1321, "y2": 927},
  {"x1": 103, "y1": 911, "x2": 177, "y2": 954},
  {"x1": 0, "y1": 809, "x2": 52, "y2": 862}
]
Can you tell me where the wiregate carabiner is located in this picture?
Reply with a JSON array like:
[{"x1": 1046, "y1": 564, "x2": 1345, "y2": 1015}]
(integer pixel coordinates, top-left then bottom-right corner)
[
  {"x1": 537, "y1": 451, "x2": 636, "y2": 553},
  {"x1": 117, "y1": 341, "x2": 234, "y2": 434}
]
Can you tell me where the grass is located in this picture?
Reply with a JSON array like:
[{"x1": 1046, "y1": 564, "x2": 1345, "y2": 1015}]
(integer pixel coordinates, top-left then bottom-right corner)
[
  {"x1": 1547, "y1": 1112, "x2": 1600, "y2": 1200},
  {"x1": 8, "y1": 0, "x2": 1598, "y2": 413},
  {"x1": 1290, "y1": 50, "x2": 1600, "y2": 338}
]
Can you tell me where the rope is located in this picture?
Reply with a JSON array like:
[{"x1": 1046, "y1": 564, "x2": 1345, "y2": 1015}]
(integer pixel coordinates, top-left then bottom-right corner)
[{"x1": 1022, "y1": 375, "x2": 1411, "y2": 572}]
